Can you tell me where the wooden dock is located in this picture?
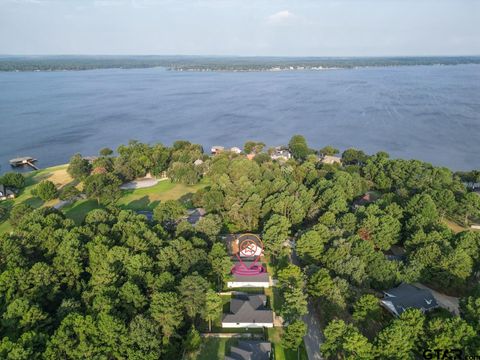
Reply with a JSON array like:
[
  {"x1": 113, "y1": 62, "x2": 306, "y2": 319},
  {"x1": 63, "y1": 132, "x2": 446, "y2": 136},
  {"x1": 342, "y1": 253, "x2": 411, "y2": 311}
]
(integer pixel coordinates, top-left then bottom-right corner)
[{"x1": 9, "y1": 157, "x2": 39, "y2": 170}]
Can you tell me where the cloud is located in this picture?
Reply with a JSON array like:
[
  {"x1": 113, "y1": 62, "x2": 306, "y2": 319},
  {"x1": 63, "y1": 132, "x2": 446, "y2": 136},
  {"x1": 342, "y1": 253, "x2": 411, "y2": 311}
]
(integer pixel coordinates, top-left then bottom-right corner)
[{"x1": 266, "y1": 10, "x2": 297, "y2": 25}]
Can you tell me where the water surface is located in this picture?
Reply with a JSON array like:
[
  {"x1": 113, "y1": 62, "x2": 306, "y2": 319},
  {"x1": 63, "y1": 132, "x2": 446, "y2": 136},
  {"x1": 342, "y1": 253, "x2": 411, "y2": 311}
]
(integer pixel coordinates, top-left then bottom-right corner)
[{"x1": 0, "y1": 65, "x2": 479, "y2": 173}]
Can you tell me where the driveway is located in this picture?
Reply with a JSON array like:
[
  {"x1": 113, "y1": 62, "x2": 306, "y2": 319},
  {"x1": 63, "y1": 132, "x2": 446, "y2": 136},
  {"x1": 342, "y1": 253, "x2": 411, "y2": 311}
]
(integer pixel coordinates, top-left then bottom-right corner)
[
  {"x1": 120, "y1": 178, "x2": 159, "y2": 190},
  {"x1": 414, "y1": 283, "x2": 460, "y2": 315},
  {"x1": 291, "y1": 249, "x2": 324, "y2": 360}
]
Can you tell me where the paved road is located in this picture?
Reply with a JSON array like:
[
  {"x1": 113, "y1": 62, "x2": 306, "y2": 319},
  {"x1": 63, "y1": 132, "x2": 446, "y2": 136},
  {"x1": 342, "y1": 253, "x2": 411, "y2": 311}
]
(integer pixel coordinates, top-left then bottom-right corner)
[
  {"x1": 302, "y1": 301, "x2": 324, "y2": 360},
  {"x1": 291, "y1": 249, "x2": 324, "y2": 360}
]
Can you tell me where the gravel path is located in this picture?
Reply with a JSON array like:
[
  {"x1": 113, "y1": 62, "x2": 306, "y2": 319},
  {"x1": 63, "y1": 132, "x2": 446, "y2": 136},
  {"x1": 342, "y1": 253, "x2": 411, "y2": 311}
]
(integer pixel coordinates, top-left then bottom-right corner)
[{"x1": 120, "y1": 178, "x2": 159, "y2": 190}]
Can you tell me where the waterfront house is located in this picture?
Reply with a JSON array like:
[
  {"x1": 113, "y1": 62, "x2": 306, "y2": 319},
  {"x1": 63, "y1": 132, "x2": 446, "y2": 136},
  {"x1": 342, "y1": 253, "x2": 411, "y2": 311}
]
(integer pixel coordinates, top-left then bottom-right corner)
[
  {"x1": 211, "y1": 146, "x2": 225, "y2": 155},
  {"x1": 0, "y1": 184, "x2": 15, "y2": 201},
  {"x1": 270, "y1": 147, "x2": 292, "y2": 161},
  {"x1": 320, "y1": 155, "x2": 342, "y2": 165},
  {"x1": 225, "y1": 341, "x2": 272, "y2": 360},
  {"x1": 380, "y1": 283, "x2": 438, "y2": 316},
  {"x1": 230, "y1": 147, "x2": 242, "y2": 154},
  {"x1": 222, "y1": 294, "x2": 273, "y2": 328}
]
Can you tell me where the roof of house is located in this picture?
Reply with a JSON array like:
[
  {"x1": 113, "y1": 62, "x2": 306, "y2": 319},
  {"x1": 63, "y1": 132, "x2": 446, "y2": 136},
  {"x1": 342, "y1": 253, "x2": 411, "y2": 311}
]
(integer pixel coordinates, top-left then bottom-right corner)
[
  {"x1": 186, "y1": 208, "x2": 206, "y2": 225},
  {"x1": 0, "y1": 184, "x2": 14, "y2": 197},
  {"x1": 270, "y1": 147, "x2": 292, "y2": 159},
  {"x1": 225, "y1": 341, "x2": 272, "y2": 360},
  {"x1": 223, "y1": 294, "x2": 273, "y2": 324},
  {"x1": 381, "y1": 283, "x2": 438, "y2": 316},
  {"x1": 321, "y1": 155, "x2": 342, "y2": 164},
  {"x1": 230, "y1": 261, "x2": 269, "y2": 283}
]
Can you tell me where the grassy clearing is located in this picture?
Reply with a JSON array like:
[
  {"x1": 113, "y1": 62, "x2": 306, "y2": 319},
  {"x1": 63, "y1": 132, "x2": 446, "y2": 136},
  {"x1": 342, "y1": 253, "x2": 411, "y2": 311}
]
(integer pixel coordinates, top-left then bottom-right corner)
[
  {"x1": 187, "y1": 338, "x2": 233, "y2": 360},
  {"x1": 0, "y1": 165, "x2": 208, "y2": 232},
  {"x1": 117, "y1": 179, "x2": 208, "y2": 211},
  {"x1": 62, "y1": 199, "x2": 103, "y2": 225}
]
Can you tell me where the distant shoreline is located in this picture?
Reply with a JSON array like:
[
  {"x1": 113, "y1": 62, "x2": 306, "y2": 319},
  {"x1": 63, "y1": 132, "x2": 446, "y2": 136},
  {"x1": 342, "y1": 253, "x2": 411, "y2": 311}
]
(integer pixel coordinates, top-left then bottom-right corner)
[{"x1": 1, "y1": 55, "x2": 480, "y2": 72}]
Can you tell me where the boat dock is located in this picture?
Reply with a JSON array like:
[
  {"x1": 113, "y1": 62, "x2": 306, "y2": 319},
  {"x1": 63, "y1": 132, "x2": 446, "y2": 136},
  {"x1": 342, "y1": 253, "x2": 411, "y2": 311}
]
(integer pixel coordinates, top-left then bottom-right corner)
[{"x1": 9, "y1": 157, "x2": 39, "y2": 170}]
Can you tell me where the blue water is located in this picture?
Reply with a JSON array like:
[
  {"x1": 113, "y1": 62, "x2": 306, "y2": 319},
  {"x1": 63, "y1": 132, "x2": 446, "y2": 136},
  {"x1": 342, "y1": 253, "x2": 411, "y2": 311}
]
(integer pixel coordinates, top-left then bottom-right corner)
[{"x1": 0, "y1": 65, "x2": 479, "y2": 173}]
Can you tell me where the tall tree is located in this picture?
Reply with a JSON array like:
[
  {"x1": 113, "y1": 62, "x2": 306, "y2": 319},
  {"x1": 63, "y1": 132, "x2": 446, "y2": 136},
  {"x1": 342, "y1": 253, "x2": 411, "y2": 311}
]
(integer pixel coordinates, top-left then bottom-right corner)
[
  {"x1": 202, "y1": 290, "x2": 223, "y2": 332},
  {"x1": 150, "y1": 292, "x2": 183, "y2": 343}
]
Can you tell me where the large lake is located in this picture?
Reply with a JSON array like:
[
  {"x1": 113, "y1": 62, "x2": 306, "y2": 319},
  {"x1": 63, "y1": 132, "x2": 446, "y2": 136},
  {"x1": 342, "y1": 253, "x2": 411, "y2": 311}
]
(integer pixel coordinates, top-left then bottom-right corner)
[{"x1": 0, "y1": 64, "x2": 479, "y2": 173}]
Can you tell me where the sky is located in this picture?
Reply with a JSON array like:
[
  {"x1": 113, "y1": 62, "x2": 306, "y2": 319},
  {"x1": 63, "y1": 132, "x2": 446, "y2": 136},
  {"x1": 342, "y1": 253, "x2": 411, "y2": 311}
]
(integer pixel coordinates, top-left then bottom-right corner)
[{"x1": 0, "y1": 0, "x2": 479, "y2": 56}]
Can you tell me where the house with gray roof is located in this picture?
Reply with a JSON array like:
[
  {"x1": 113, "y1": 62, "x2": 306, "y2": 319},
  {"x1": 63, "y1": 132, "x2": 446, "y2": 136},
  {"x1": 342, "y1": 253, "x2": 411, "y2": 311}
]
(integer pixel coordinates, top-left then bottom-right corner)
[
  {"x1": 0, "y1": 184, "x2": 15, "y2": 201},
  {"x1": 380, "y1": 283, "x2": 438, "y2": 316},
  {"x1": 225, "y1": 341, "x2": 272, "y2": 360},
  {"x1": 185, "y1": 208, "x2": 206, "y2": 226},
  {"x1": 222, "y1": 294, "x2": 273, "y2": 328},
  {"x1": 227, "y1": 261, "x2": 270, "y2": 288}
]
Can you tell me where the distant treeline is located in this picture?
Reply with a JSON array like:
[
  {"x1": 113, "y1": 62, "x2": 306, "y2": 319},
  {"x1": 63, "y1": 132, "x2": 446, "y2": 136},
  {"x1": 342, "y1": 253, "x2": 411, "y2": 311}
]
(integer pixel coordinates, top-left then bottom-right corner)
[{"x1": 1, "y1": 55, "x2": 480, "y2": 72}]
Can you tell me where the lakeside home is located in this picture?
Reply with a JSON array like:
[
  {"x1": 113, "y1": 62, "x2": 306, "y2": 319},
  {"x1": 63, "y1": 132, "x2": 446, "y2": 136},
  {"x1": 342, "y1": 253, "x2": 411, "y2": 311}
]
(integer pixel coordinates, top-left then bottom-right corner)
[
  {"x1": 0, "y1": 184, "x2": 15, "y2": 201},
  {"x1": 270, "y1": 147, "x2": 292, "y2": 161}
]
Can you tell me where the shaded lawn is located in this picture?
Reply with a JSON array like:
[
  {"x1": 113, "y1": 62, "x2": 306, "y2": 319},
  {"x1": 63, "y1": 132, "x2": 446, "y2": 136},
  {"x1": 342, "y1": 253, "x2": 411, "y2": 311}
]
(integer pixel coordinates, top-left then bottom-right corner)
[
  {"x1": 63, "y1": 199, "x2": 103, "y2": 225},
  {"x1": 187, "y1": 338, "x2": 233, "y2": 360},
  {"x1": 268, "y1": 328, "x2": 308, "y2": 360}
]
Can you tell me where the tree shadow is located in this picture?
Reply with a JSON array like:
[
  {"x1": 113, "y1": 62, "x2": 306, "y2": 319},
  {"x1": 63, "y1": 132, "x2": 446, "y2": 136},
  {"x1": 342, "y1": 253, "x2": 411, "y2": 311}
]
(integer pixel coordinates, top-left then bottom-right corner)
[{"x1": 121, "y1": 196, "x2": 160, "y2": 211}]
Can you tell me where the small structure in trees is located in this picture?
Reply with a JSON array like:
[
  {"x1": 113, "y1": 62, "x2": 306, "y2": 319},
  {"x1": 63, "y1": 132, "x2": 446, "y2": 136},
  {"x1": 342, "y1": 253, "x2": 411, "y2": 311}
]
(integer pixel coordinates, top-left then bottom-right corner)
[{"x1": 0, "y1": 184, "x2": 15, "y2": 201}]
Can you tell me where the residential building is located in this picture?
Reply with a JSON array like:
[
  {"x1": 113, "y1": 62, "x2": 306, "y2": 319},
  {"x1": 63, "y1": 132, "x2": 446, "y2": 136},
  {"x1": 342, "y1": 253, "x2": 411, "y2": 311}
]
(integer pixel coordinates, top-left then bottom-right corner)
[
  {"x1": 185, "y1": 207, "x2": 206, "y2": 225},
  {"x1": 211, "y1": 146, "x2": 225, "y2": 155},
  {"x1": 380, "y1": 283, "x2": 438, "y2": 316},
  {"x1": 227, "y1": 261, "x2": 270, "y2": 288},
  {"x1": 230, "y1": 147, "x2": 242, "y2": 154},
  {"x1": 352, "y1": 192, "x2": 377, "y2": 210},
  {"x1": 270, "y1": 147, "x2": 292, "y2": 161},
  {"x1": 193, "y1": 159, "x2": 204, "y2": 166},
  {"x1": 320, "y1": 155, "x2": 342, "y2": 165},
  {"x1": 222, "y1": 294, "x2": 274, "y2": 328},
  {"x1": 0, "y1": 184, "x2": 15, "y2": 201},
  {"x1": 225, "y1": 341, "x2": 272, "y2": 360}
]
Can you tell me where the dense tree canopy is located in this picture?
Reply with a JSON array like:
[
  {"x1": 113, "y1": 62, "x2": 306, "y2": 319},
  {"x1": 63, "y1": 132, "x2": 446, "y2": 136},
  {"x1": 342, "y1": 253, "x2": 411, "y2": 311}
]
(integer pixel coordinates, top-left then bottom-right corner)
[{"x1": 1, "y1": 137, "x2": 480, "y2": 359}]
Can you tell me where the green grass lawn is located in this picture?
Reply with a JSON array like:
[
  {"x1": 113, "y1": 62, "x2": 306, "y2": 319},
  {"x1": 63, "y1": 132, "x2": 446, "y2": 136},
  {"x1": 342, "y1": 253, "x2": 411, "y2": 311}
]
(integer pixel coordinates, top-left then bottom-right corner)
[
  {"x1": 268, "y1": 328, "x2": 308, "y2": 360},
  {"x1": 117, "y1": 179, "x2": 208, "y2": 211},
  {"x1": 187, "y1": 338, "x2": 233, "y2": 360},
  {"x1": 0, "y1": 165, "x2": 208, "y2": 232},
  {"x1": 62, "y1": 199, "x2": 103, "y2": 225}
]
